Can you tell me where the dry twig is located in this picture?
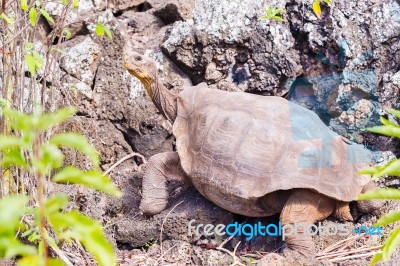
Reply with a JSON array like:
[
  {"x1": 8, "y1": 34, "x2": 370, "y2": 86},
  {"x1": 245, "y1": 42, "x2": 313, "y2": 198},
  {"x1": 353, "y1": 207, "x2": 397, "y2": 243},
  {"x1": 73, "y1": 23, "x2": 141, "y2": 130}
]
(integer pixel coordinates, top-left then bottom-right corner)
[
  {"x1": 316, "y1": 245, "x2": 381, "y2": 260},
  {"x1": 329, "y1": 251, "x2": 381, "y2": 262},
  {"x1": 316, "y1": 233, "x2": 381, "y2": 262},
  {"x1": 104, "y1": 152, "x2": 147, "y2": 176},
  {"x1": 216, "y1": 238, "x2": 245, "y2": 266},
  {"x1": 318, "y1": 233, "x2": 366, "y2": 255},
  {"x1": 159, "y1": 200, "x2": 184, "y2": 255}
]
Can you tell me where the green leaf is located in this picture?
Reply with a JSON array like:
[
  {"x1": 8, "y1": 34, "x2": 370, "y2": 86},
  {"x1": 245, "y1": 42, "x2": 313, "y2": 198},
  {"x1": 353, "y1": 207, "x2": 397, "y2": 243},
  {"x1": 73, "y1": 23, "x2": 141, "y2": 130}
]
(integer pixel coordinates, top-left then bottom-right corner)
[
  {"x1": 39, "y1": 9, "x2": 55, "y2": 24},
  {"x1": 2, "y1": 108, "x2": 33, "y2": 132},
  {"x1": 29, "y1": 8, "x2": 37, "y2": 26},
  {"x1": 388, "y1": 108, "x2": 400, "y2": 120},
  {"x1": 378, "y1": 159, "x2": 400, "y2": 177},
  {"x1": 362, "y1": 159, "x2": 400, "y2": 178},
  {"x1": 0, "y1": 196, "x2": 28, "y2": 232},
  {"x1": 380, "y1": 116, "x2": 398, "y2": 126},
  {"x1": 26, "y1": 42, "x2": 34, "y2": 51},
  {"x1": 32, "y1": 157, "x2": 47, "y2": 175},
  {"x1": 3, "y1": 240, "x2": 36, "y2": 258},
  {"x1": 367, "y1": 125, "x2": 400, "y2": 138},
  {"x1": 0, "y1": 98, "x2": 9, "y2": 108},
  {"x1": 357, "y1": 166, "x2": 376, "y2": 175},
  {"x1": 73, "y1": 0, "x2": 79, "y2": 7},
  {"x1": 39, "y1": 143, "x2": 64, "y2": 171},
  {"x1": 49, "y1": 210, "x2": 116, "y2": 266},
  {"x1": 1, "y1": 149, "x2": 27, "y2": 169},
  {"x1": 38, "y1": 241, "x2": 45, "y2": 260},
  {"x1": 49, "y1": 133, "x2": 100, "y2": 166},
  {"x1": 32, "y1": 51, "x2": 43, "y2": 68},
  {"x1": 26, "y1": 54, "x2": 36, "y2": 77},
  {"x1": 18, "y1": 256, "x2": 64, "y2": 266},
  {"x1": 312, "y1": 0, "x2": 322, "y2": 18},
  {"x1": 369, "y1": 252, "x2": 382, "y2": 266},
  {"x1": 324, "y1": 0, "x2": 332, "y2": 5},
  {"x1": 63, "y1": 28, "x2": 72, "y2": 39},
  {"x1": 357, "y1": 188, "x2": 400, "y2": 200},
  {"x1": 1, "y1": 13, "x2": 14, "y2": 24},
  {"x1": 0, "y1": 136, "x2": 24, "y2": 150},
  {"x1": 21, "y1": 228, "x2": 35, "y2": 238},
  {"x1": 44, "y1": 194, "x2": 68, "y2": 216},
  {"x1": 48, "y1": 259, "x2": 65, "y2": 266},
  {"x1": 382, "y1": 227, "x2": 400, "y2": 261},
  {"x1": 260, "y1": 7, "x2": 285, "y2": 21},
  {"x1": 52, "y1": 166, "x2": 121, "y2": 197},
  {"x1": 18, "y1": 256, "x2": 39, "y2": 266},
  {"x1": 104, "y1": 26, "x2": 113, "y2": 40},
  {"x1": 95, "y1": 23, "x2": 105, "y2": 36},
  {"x1": 37, "y1": 106, "x2": 77, "y2": 130},
  {"x1": 21, "y1": 0, "x2": 29, "y2": 11},
  {"x1": 272, "y1": 15, "x2": 284, "y2": 22},
  {"x1": 375, "y1": 211, "x2": 400, "y2": 227},
  {"x1": 61, "y1": 0, "x2": 67, "y2": 5},
  {"x1": 27, "y1": 232, "x2": 40, "y2": 243}
]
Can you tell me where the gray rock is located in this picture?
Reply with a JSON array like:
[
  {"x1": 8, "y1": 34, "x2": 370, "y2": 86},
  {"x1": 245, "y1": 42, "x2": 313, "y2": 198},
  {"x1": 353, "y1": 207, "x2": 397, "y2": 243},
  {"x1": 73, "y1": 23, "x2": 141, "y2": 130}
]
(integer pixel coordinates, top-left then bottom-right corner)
[
  {"x1": 153, "y1": 1, "x2": 194, "y2": 25},
  {"x1": 369, "y1": 1, "x2": 400, "y2": 44},
  {"x1": 285, "y1": 0, "x2": 399, "y2": 140},
  {"x1": 256, "y1": 253, "x2": 286, "y2": 266},
  {"x1": 109, "y1": 0, "x2": 147, "y2": 12},
  {"x1": 161, "y1": 240, "x2": 192, "y2": 264},
  {"x1": 162, "y1": 0, "x2": 302, "y2": 91},
  {"x1": 45, "y1": 0, "x2": 105, "y2": 24},
  {"x1": 192, "y1": 246, "x2": 233, "y2": 266},
  {"x1": 391, "y1": 71, "x2": 400, "y2": 87},
  {"x1": 60, "y1": 36, "x2": 102, "y2": 99},
  {"x1": 121, "y1": 10, "x2": 164, "y2": 36}
]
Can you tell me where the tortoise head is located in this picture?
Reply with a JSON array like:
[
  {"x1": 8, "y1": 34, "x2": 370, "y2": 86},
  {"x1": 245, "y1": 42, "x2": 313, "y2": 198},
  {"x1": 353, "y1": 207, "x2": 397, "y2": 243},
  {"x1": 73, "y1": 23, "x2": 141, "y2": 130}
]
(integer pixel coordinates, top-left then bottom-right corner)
[
  {"x1": 123, "y1": 46, "x2": 157, "y2": 98},
  {"x1": 123, "y1": 44, "x2": 178, "y2": 122}
]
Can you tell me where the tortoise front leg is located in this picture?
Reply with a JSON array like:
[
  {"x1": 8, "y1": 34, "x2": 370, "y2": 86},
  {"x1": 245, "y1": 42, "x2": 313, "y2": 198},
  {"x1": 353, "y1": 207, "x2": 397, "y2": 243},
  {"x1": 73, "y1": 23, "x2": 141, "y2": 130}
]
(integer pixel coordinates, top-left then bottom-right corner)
[
  {"x1": 140, "y1": 152, "x2": 187, "y2": 215},
  {"x1": 280, "y1": 189, "x2": 335, "y2": 256}
]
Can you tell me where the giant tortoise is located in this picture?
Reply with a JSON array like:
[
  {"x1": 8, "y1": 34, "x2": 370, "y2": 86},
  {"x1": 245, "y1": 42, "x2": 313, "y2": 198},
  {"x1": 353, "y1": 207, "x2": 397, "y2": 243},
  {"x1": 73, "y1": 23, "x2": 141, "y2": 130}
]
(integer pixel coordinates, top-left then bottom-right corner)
[{"x1": 123, "y1": 47, "x2": 382, "y2": 257}]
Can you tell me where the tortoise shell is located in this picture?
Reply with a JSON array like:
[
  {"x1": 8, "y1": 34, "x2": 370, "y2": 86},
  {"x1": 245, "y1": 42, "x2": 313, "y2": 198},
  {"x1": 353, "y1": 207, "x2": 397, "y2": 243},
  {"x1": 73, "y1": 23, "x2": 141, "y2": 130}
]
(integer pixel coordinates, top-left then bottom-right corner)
[{"x1": 173, "y1": 83, "x2": 372, "y2": 216}]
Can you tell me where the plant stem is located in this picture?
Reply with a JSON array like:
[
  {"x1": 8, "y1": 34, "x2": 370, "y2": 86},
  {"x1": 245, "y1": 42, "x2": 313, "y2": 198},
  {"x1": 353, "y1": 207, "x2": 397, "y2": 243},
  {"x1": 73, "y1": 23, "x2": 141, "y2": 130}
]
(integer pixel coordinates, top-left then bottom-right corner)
[
  {"x1": 34, "y1": 136, "x2": 48, "y2": 266},
  {"x1": 37, "y1": 172, "x2": 48, "y2": 265}
]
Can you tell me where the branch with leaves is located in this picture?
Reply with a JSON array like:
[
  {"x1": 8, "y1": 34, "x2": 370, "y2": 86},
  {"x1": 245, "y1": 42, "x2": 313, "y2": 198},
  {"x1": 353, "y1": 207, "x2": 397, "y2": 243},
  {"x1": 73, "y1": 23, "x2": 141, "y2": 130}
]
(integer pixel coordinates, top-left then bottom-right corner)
[
  {"x1": 0, "y1": 105, "x2": 121, "y2": 265},
  {"x1": 357, "y1": 108, "x2": 400, "y2": 265}
]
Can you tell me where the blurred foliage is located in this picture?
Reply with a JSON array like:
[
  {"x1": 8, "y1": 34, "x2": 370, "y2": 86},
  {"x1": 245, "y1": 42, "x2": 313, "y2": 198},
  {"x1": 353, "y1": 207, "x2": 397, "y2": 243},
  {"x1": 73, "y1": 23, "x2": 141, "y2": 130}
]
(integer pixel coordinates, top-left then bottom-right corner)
[
  {"x1": 1, "y1": 0, "x2": 118, "y2": 265},
  {"x1": 357, "y1": 108, "x2": 400, "y2": 265},
  {"x1": 0, "y1": 105, "x2": 121, "y2": 266}
]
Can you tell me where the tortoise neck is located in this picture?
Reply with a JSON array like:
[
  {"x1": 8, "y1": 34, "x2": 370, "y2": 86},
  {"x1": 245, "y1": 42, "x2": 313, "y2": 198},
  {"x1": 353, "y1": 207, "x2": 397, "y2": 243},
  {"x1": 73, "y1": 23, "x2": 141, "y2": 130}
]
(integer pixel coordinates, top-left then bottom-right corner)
[{"x1": 146, "y1": 77, "x2": 177, "y2": 123}]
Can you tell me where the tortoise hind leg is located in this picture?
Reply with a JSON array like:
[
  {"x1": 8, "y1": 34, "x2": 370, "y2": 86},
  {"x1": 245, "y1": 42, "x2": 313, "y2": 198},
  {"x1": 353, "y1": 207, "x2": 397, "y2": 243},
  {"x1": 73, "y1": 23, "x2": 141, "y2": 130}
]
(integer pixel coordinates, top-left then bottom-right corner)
[
  {"x1": 332, "y1": 201, "x2": 353, "y2": 221},
  {"x1": 280, "y1": 189, "x2": 335, "y2": 256},
  {"x1": 140, "y1": 152, "x2": 187, "y2": 215}
]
